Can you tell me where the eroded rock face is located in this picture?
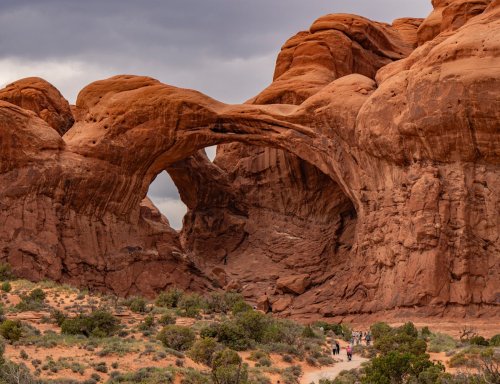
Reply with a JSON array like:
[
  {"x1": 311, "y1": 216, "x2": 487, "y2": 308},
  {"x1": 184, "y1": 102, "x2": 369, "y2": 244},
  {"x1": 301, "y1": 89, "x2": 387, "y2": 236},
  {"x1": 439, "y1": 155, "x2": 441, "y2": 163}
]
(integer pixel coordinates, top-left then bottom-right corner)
[{"x1": 0, "y1": 1, "x2": 498, "y2": 319}]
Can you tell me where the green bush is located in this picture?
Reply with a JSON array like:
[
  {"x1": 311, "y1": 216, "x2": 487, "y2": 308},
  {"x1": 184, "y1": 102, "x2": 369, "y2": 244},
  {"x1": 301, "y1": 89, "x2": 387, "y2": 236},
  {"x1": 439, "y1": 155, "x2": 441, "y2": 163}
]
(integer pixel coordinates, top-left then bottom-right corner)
[
  {"x1": 469, "y1": 336, "x2": 489, "y2": 346},
  {"x1": 61, "y1": 310, "x2": 119, "y2": 337},
  {"x1": 1, "y1": 282, "x2": 11, "y2": 293},
  {"x1": 374, "y1": 322, "x2": 427, "y2": 356},
  {"x1": 248, "y1": 350, "x2": 270, "y2": 361},
  {"x1": 15, "y1": 288, "x2": 47, "y2": 311},
  {"x1": 181, "y1": 368, "x2": 211, "y2": 384},
  {"x1": 157, "y1": 325, "x2": 196, "y2": 351},
  {"x1": 51, "y1": 309, "x2": 67, "y2": 327},
  {"x1": 313, "y1": 321, "x2": 343, "y2": 336},
  {"x1": 125, "y1": 296, "x2": 147, "y2": 313},
  {"x1": 302, "y1": 325, "x2": 317, "y2": 338},
  {"x1": 370, "y1": 322, "x2": 392, "y2": 340},
  {"x1": 427, "y1": 332, "x2": 458, "y2": 353},
  {"x1": 362, "y1": 321, "x2": 445, "y2": 384},
  {"x1": 0, "y1": 263, "x2": 13, "y2": 281},
  {"x1": 156, "y1": 288, "x2": 184, "y2": 308},
  {"x1": 200, "y1": 321, "x2": 251, "y2": 351},
  {"x1": 211, "y1": 348, "x2": 248, "y2": 384},
  {"x1": 340, "y1": 323, "x2": 352, "y2": 342},
  {"x1": 0, "y1": 319, "x2": 23, "y2": 342},
  {"x1": 158, "y1": 313, "x2": 176, "y2": 326},
  {"x1": 188, "y1": 337, "x2": 222, "y2": 366},
  {"x1": 206, "y1": 292, "x2": 246, "y2": 314},
  {"x1": 177, "y1": 293, "x2": 206, "y2": 318},
  {"x1": 489, "y1": 334, "x2": 500, "y2": 346},
  {"x1": 420, "y1": 326, "x2": 432, "y2": 338},
  {"x1": 231, "y1": 301, "x2": 252, "y2": 315},
  {"x1": 363, "y1": 351, "x2": 443, "y2": 384},
  {"x1": 234, "y1": 310, "x2": 269, "y2": 343}
]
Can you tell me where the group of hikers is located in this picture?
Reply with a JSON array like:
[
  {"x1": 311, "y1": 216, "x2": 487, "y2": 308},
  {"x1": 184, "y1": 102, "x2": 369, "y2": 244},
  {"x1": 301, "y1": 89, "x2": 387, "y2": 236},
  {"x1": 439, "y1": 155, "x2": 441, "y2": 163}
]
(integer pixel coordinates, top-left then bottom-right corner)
[{"x1": 332, "y1": 330, "x2": 372, "y2": 361}]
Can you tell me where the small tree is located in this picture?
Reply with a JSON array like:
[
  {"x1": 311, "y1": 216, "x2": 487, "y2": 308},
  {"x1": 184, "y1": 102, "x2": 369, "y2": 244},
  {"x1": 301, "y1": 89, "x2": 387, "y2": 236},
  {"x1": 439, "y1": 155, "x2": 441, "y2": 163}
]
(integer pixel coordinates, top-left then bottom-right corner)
[
  {"x1": 157, "y1": 325, "x2": 195, "y2": 351},
  {"x1": 188, "y1": 337, "x2": 222, "y2": 366},
  {"x1": 211, "y1": 348, "x2": 247, "y2": 384},
  {"x1": 156, "y1": 288, "x2": 183, "y2": 308},
  {"x1": 0, "y1": 320, "x2": 23, "y2": 342}
]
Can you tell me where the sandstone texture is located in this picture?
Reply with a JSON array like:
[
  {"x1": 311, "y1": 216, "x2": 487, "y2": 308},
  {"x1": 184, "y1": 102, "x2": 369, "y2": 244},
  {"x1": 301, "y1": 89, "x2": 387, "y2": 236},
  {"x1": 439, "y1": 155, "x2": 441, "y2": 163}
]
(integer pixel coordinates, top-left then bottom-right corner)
[{"x1": 0, "y1": 0, "x2": 498, "y2": 320}]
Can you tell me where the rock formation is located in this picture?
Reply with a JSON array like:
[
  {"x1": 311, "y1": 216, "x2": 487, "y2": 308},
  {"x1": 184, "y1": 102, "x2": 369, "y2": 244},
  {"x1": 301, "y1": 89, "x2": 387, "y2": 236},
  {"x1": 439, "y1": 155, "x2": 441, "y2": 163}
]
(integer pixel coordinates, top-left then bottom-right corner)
[{"x1": 0, "y1": 0, "x2": 498, "y2": 320}]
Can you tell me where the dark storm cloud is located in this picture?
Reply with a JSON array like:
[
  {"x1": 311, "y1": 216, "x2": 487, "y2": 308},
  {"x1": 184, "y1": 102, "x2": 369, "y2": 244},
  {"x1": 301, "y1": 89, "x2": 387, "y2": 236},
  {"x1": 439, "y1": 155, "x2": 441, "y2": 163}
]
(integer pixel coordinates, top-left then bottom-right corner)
[{"x1": 0, "y1": 0, "x2": 431, "y2": 102}]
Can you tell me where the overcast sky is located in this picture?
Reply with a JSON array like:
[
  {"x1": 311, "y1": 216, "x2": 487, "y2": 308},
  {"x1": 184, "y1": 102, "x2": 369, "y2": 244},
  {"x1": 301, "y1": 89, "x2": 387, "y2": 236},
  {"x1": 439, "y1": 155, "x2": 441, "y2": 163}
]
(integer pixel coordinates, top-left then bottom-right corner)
[{"x1": 0, "y1": 0, "x2": 432, "y2": 229}]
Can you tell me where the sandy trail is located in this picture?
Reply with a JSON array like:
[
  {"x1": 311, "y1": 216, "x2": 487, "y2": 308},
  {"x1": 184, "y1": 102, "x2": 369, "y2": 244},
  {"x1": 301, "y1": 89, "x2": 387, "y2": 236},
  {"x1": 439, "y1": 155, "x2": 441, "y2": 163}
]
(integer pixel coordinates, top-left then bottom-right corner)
[{"x1": 301, "y1": 355, "x2": 368, "y2": 384}]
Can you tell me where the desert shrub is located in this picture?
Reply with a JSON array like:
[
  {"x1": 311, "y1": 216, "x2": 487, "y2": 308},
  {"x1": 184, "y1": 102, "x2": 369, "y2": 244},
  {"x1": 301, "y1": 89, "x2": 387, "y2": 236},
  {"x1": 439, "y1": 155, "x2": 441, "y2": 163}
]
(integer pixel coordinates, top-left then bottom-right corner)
[
  {"x1": 331, "y1": 368, "x2": 364, "y2": 384},
  {"x1": 256, "y1": 356, "x2": 272, "y2": 367},
  {"x1": 158, "y1": 313, "x2": 176, "y2": 326},
  {"x1": 341, "y1": 323, "x2": 353, "y2": 342},
  {"x1": 19, "y1": 349, "x2": 28, "y2": 360},
  {"x1": 51, "y1": 309, "x2": 67, "y2": 327},
  {"x1": 124, "y1": 296, "x2": 147, "y2": 313},
  {"x1": 155, "y1": 288, "x2": 184, "y2": 308},
  {"x1": 0, "y1": 362, "x2": 37, "y2": 384},
  {"x1": 107, "y1": 367, "x2": 174, "y2": 383},
  {"x1": 490, "y1": 334, "x2": 500, "y2": 346},
  {"x1": 370, "y1": 322, "x2": 392, "y2": 340},
  {"x1": 0, "y1": 263, "x2": 14, "y2": 281},
  {"x1": 420, "y1": 326, "x2": 432, "y2": 338},
  {"x1": 282, "y1": 354, "x2": 293, "y2": 363},
  {"x1": 188, "y1": 337, "x2": 222, "y2": 366},
  {"x1": 61, "y1": 310, "x2": 119, "y2": 337},
  {"x1": 261, "y1": 318, "x2": 302, "y2": 345},
  {"x1": 200, "y1": 321, "x2": 251, "y2": 351},
  {"x1": 313, "y1": 321, "x2": 344, "y2": 336},
  {"x1": 374, "y1": 322, "x2": 427, "y2": 356},
  {"x1": 0, "y1": 319, "x2": 23, "y2": 342},
  {"x1": 302, "y1": 324, "x2": 317, "y2": 338},
  {"x1": 206, "y1": 292, "x2": 246, "y2": 314},
  {"x1": 235, "y1": 310, "x2": 269, "y2": 342},
  {"x1": 363, "y1": 351, "x2": 444, "y2": 384},
  {"x1": 427, "y1": 332, "x2": 458, "y2": 352},
  {"x1": 211, "y1": 348, "x2": 248, "y2": 384},
  {"x1": 306, "y1": 355, "x2": 318, "y2": 366},
  {"x1": 248, "y1": 371, "x2": 271, "y2": 384},
  {"x1": 362, "y1": 322, "x2": 445, "y2": 384},
  {"x1": 94, "y1": 362, "x2": 108, "y2": 373},
  {"x1": 138, "y1": 314, "x2": 155, "y2": 330},
  {"x1": 0, "y1": 306, "x2": 5, "y2": 323},
  {"x1": 177, "y1": 293, "x2": 206, "y2": 318},
  {"x1": 1, "y1": 282, "x2": 11, "y2": 293},
  {"x1": 231, "y1": 300, "x2": 253, "y2": 315},
  {"x1": 281, "y1": 365, "x2": 302, "y2": 384},
  {"x1": 248, "y1": 350, "x2": 269, "y2": 361},
  {"x1": 181, "y1": 369, "x2": 211, "y2": 384},
  {"x1": 317, "y1": 355, "x2": 334, "y2": 366},
  {"x1": 470, "y1": 336, "x2": 489, "y2": 346},
  {"x1": 15, "y1": 288, "x2": 46, "y2": 311},
  {"x1": 157, "y1": 325, "x2": 195, "y2": 351}
]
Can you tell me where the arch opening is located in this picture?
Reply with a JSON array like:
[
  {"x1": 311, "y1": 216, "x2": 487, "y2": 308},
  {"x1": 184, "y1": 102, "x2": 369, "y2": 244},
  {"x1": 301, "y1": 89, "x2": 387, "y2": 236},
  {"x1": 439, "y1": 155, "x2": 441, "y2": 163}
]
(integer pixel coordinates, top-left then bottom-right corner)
[{"x1": 144, "y1": 141, "x2": 357, "y2": 304}]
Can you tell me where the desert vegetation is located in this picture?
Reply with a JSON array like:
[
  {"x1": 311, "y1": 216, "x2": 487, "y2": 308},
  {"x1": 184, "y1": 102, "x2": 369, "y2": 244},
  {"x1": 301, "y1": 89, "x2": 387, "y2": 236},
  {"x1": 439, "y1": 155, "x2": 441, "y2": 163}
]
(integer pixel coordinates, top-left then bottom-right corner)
[{"x1": 0, "y1": 264, "x2": 496, "y2": 383}]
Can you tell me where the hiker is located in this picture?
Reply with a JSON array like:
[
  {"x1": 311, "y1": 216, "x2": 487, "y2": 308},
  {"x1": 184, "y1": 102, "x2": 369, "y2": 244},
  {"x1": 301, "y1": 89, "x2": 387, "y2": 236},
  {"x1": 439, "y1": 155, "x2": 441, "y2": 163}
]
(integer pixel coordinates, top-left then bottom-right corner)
[
  {"x1": 336, "y1": 340, "x2": 340, "y2": 355},
  {"x1": 365, "y1": 332, "x2": 371, "y2": 346},
  {"x1": 346, "y1": 344, "x2": 353, "y2": 361}
]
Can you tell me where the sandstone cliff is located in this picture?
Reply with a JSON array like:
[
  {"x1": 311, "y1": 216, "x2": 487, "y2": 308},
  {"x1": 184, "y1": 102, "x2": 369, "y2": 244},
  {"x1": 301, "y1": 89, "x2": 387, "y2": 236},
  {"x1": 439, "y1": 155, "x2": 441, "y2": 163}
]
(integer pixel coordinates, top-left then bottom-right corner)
[{"x1": 0, "y1": 0, "x2": 498, "y2": 320}]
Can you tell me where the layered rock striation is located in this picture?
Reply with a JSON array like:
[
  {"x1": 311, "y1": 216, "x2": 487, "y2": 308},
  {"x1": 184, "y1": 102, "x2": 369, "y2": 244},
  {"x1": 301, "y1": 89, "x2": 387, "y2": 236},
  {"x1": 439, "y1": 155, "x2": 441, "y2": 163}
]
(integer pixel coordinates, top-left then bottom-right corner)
[{"x1": 0, "y1": 0, "x2": 498, "y2": 319}]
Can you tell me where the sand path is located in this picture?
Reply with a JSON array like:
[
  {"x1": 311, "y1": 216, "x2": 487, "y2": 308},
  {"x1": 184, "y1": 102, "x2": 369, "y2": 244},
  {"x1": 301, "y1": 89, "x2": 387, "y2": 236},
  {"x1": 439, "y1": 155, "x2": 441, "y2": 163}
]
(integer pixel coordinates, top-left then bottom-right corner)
[{"x1": 301, "y1": 354, "x2": 368, "y2": 384}]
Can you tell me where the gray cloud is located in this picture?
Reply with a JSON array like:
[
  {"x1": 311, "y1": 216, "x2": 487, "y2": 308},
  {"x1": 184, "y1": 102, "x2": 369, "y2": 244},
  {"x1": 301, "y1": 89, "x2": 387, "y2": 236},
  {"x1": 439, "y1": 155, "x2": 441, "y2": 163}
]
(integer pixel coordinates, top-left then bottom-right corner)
[{"x1": 0, "y1": 0, "x2": 432, "y2": 227}]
